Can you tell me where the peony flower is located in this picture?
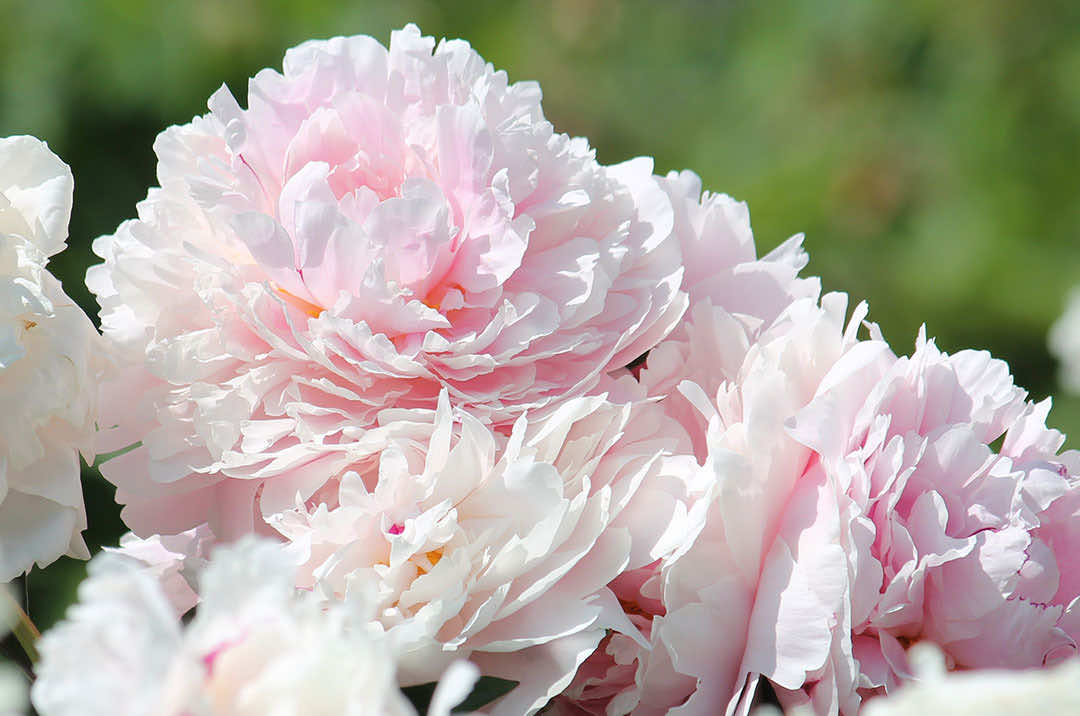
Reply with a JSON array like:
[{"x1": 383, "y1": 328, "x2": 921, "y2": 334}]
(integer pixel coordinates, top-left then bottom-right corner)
[
  {"x1": 541, "y1": 290, "x2": 872, "y2": 716},
  {"x1": 88, "y1": 24, "x2": 686, "y2": 542},
  {"x1": 632, "y1": 171, "x2": 819, "y2": 462},
  {"x1": 860, "y1": 644, "x2": 1080, "y2": 715},
  {"x1": 101, "y1": 525, "x2": 215, "y2": 615},
  {"x1": 31, "y1": 537, "x2": 478, "y2": 716},
  {"x1": 0, "y1": 135, "x2": 105, "y2": 581},
  {"x1": 544, "y1": 562, "x2": 673, "y2": 716},
  {"x1": 270, "y1": 389, "x2": 695, "y2": 715},
  {"x1": 632, "y1": 295, "x2": 1080, "y2": 716},
  {"x1": 548, "y1": 176, "x2": 820, "y2": 716},
  {"x1": 783, "y1": 329, "x2": 1080, "y2": 711},
  {"x1": 657, "y1": 170, "x2": 818, "y2": 323},
  {"x1": 636, "y1": 292, "x2": 876, "y2": 716},
  {"x1": 613, "y1": 231, "x2": 1080, "y2": 716}
]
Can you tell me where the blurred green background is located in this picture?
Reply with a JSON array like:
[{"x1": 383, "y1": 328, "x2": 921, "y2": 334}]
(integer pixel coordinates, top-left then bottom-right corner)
[{"x1": 3, "y1": 0, "x2": 1080, "y2": 636}]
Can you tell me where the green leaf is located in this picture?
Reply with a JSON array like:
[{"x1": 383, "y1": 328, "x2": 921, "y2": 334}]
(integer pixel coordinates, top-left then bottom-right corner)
[
  {"x1": 401, "y1": 682, "x2": 437, "y2": 713},
  {"x1": 454, "y1": 676, "x2": 519, "y2": 712},
  {"x1": 93, "y1": 440, "x2": 141, "y2": 467},
  {"x1": 402, "y1": 676, "x2": 519, "y2": 713}
]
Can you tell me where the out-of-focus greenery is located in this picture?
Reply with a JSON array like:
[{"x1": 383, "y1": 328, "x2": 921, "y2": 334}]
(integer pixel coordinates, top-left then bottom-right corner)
[{"x1": 3, "y1": 0, "x2": 1080, "y2": 631}]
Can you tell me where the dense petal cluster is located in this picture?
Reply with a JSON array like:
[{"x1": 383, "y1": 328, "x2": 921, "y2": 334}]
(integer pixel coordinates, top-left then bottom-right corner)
[
  {"x1": 272, "y1": 390, "x2": 694, "y2": 715},
  {"x1": 787, "y1": 331, "x2": 1080, "y2": 710},
  {"x1": 633, "y1": 293, "x2": 873, "y2": 715},
  {"x1": 606, "y1": 293, "x2": 1080, "y2": 715},
  {"x1": 632, "y1": 171, "x2": 819, "y2": 461},
  {"x1": 0, "y1": 136, "x2": 104, "y2": 580},
  {"x1": 31, "y1": 538, "x2": 478, "y2": 716},
  {"x1": 548, "y1": 179, "x2": 826, "y2": 716},
  {"x1": 88, "y1": 24, "x2": 685, "y2": 541}
]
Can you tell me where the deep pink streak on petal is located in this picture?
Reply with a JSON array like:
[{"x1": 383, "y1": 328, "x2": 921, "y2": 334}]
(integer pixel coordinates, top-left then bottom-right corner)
[
  {"x1": 202, "y1": 639, "x2": 240, "y2": 676},
  {"x1": 388, "y1": 523, "x2": 404, "y2": 535}
]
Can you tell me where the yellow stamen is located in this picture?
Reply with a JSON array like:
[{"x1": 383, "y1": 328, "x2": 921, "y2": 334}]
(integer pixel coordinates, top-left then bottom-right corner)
[
  {"x1": 421, "y1": 282, "x2": 465, "y2": 313},
  {"x1": 275, "y1": 286, "x2": 324, "y2": 318},
  {"x1": 417, "y1": 549, "x2": 444, "y2": 575}
]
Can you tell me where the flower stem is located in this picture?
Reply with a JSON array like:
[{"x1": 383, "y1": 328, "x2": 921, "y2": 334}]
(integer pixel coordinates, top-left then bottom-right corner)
[{"x1": 2, "y1": 587, "x2": 39, "y2": 665}]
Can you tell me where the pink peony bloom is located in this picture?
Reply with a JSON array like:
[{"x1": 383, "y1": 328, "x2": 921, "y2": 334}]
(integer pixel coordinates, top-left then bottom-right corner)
[
  {"x1": 0, "y1": 136, "x2": 105, "y2": 580},
  {"x1": 629, "y1": 288, "x2": 1080, "y2": 716},
  {"x1": 785, "y1": 330, "x2": 1080, "y2": 712},
  {"x1": 544, "y1": 290, "x2": 871, "y2": 716},
  {"x1": 103, "y1": 526, "x2": 215, "y2": 616},
  {"x1": 88, "y1": 25, "x2": 685, "y2": 541},
  {"x1": 634, "y1": 171, "x2": 819, "y2": 463},
  {"x1": 641, "y1": 293, "x2": 874, "y2": 716},
  {"x1": 658, "y1": 170, "x2": 818, "y2": 322},
  {"x1": 549, "y1": 175, "x2": 820, "y2": 716},
  {"x1": 270, "y1": 390, "x2": 695, "y2": 715}
]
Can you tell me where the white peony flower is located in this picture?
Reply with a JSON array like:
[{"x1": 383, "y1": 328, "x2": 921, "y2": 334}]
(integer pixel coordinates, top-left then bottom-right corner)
[
  {"x1": 1049, "y1": 287, "x2": 1080, "y2": 394},
  {"x1": 31, "y1": 537, "x2": 478, "y2": 716},
  {"x1": 861, "y1": 645, "x2": 1080, "y2": 715},
  {"x1": 0, "y1": 135, "x2": 105, "y2": 581},
  {"x1": 271, "y1": 389, "x2": 695, "y2": 715}
]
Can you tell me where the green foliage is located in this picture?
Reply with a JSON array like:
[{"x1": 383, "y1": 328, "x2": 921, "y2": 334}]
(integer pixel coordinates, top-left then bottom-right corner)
[{"x1": 402, "y1": 676, "x2": 518, "y2": 713}]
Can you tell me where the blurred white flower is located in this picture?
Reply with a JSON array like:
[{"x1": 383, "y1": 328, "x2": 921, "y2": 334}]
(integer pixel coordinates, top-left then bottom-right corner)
[
  {"x1": 31, "y1": 538, "x2": 476, "y2": 716},
  {"x1": 272, "y1": 390, "x2": 695, "y2": 715},
  {"x1": 0, "y1": 668, "x2": 25, "y2": 716},
  {"x1": 861, "y1": 644, "x2": 1080, "y2": 715},
  {"x1": 0, "y1": 135, "x2": 105, "y2": 581},
  {"x1": 1049, "y1": 287, "x2": 1080, "y2": 393}
]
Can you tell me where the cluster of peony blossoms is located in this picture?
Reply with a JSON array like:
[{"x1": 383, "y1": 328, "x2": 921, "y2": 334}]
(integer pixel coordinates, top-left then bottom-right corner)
[{"x1": 5, "y1": 23, "x2": 1080, "y2": 716}]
